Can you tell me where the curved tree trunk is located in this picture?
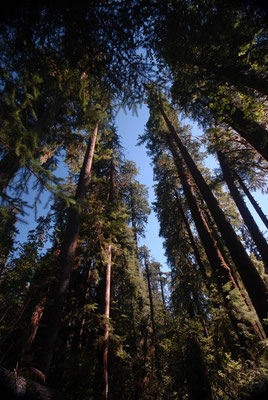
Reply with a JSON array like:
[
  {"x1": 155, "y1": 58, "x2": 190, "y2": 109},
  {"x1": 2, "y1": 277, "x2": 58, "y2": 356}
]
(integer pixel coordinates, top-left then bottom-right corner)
[
  {"x1": 31, "y1": 124, "x2": 99, "y2": 378},
  {"x1": 160, "y1": 105, "x2": 268, "y2": 335},
  {"x1": 217, "y1": 149, "x2": 268, "y2": 272}
]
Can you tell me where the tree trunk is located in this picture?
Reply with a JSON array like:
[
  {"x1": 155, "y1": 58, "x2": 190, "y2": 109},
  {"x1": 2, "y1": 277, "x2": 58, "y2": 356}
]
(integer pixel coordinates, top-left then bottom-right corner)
[
  {"x1": 166, "y1": 134, "x2": 265, "y2": 346},
  {"x1": 31, "y1": 123, "x2": 99, "y2": 378},
  {"x1": 226, "y1": 105, "x2": 268, "y2": 162},
  {"x1": 217, "y1": 150, "x2": 268, "y2": 272},
  {"x1": 103, "y1": 245, "x2": 112, "y2": 400},
  {"x1": 203, "y1": 207, "x2": 266, "y2": 340},
  {"x1": 160, "y1": 105, "x2": 268, "y2": 335},
  {"x1": 235, "y1": 172, "x2": 268, "y2": 230}
]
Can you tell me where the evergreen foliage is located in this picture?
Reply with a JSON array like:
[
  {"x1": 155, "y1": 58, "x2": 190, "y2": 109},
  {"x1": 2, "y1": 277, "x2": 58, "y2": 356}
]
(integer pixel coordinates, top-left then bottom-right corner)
[{"x1": 0, "y1": 1, "x2": 267, "y2": 399}]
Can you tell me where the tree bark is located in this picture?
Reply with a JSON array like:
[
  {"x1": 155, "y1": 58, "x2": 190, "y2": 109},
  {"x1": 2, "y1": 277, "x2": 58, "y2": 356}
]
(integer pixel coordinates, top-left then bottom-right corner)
[
  {"x1": 160, "y1": 105, "x2": 268, "y2": 335},
  {"x1": 31, "y1": 123, "x2": 99, "y2": 378},
  {"x1": 217, "y1": 149, "x2": 268, "y2": 272}
]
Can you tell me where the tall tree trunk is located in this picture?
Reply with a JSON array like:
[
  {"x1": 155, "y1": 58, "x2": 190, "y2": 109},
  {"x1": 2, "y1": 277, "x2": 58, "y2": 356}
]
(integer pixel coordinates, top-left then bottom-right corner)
[
  {"x1": 203, "y1": 207, "x2": 266, "y2": 340},
  {"x1": 160, "y1": 105, "x2": 268, "y2": 334},
  {"x1": 31, "y1": 123, "x2": 99, "y2": 378},
  {"x1": 217, "y1": 149, "x2": 268, "y2": 272},
  {"x1": 235, "y1": 172, "x2": 268, "y2": 230},
  {"x1": 166, "y1": 135, "x2": 265, "y2": 344},
  {"x1": 103, "y1": 245, "x2": 112, "y2": 400}
]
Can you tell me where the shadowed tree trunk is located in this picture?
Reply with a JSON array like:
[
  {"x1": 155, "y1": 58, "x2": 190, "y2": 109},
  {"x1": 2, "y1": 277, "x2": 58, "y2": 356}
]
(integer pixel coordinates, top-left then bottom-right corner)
[
  {"x1": 217, "y1": 149, "x2": 268, "y2": 272},
  {"x1": 31, "y1": 123, "x2": 99, "y2": 378},
  {"x1": 160, "y1": 105, "x2": 268, "y2": 335}
]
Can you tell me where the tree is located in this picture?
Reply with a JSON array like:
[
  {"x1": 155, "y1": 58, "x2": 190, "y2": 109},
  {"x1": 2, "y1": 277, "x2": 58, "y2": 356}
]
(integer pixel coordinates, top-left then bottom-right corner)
[
  {"x1": 154, "y1": 94, "x2": 268, "y2": 334},
  {"x1": 31, "y1": 122, "x2": 100, "y2": 378},
  {"x1": 148, "y1": 0, "x2": 268, "y2": 160},
  {"x1": 217, "y1": 149, "x2": 268, "y2": 272}
]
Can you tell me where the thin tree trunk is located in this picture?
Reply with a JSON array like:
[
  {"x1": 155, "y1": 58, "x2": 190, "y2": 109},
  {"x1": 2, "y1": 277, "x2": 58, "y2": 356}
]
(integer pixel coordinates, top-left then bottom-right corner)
[
  {"x1": 31, "y1": 123, "x2": 99, "y2": 378},
  {"x1": 103, "y1": 245, "x2": 112, "y2": 400},
  {"x1": 217, "y1": 149, "x2": 268, "y2": 272},
  {"x1": 235, "y1": 172, "x2": 268, "y2": 230},
  {"x1": 160, "y1": 105, "x2": 268, "y2": 335}
]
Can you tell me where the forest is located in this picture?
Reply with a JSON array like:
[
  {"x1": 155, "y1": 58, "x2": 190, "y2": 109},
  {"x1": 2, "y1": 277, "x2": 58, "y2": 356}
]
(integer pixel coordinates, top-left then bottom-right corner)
[{"x1": 0, "y1": 1, "x2": 267, "y2": 399}]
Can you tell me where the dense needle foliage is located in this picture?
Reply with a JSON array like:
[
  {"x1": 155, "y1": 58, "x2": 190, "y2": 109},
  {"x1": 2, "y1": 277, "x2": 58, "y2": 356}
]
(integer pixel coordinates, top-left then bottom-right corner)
[{"x1": 0, "y1": 1, "x2": 267, "y2": 399}]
